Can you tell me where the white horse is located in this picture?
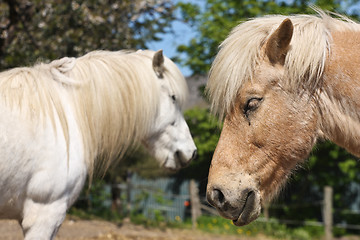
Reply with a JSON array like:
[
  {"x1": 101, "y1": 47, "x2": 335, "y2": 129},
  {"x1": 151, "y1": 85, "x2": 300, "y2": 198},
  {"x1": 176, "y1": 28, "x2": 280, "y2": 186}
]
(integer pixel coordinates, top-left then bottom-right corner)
[{"x1": 0, "y1": 49, "x2": 197, "y2": 239}]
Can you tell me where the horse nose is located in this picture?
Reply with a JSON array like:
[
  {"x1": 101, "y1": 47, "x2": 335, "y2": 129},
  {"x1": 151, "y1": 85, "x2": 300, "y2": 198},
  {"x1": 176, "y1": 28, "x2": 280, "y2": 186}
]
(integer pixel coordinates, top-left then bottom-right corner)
[
  {"x1": 207, "y1": 181, "x2": 261, "y2": 225},
  {"x1": 175, "y1": 148, "x2": 197, "y2": 167},
  {"x1": 207, "y1": 186, "x2": 257, "y2": 221},
  {"x1": 207, "y1": 187, "x2": 242, "y2": 220}
]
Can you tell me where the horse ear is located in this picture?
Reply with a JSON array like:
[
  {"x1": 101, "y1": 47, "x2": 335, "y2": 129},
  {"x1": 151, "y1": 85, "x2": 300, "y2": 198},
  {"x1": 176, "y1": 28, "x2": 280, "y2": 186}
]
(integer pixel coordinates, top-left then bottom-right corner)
[
  {"x1": 265, "y1": 18, "x2": 293, "y2": 65},
  {"x1": 153, "y1": 50, "x2": 165, "y2": 78}
]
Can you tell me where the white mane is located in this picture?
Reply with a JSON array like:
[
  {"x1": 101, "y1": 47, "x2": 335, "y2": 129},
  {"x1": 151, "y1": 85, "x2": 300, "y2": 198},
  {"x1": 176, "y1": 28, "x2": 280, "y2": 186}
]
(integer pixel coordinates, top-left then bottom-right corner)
[
  {"x1": 207, "y1": 10, "x2": 360, "y2": 120},
  {"x1": 0, "y1": 50, "x2": 188, "y2": 177}
]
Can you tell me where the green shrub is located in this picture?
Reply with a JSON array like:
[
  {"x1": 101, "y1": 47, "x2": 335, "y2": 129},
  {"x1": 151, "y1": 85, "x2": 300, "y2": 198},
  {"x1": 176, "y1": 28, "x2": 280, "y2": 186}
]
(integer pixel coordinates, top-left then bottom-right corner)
[{"x1": 195, "y1": 216, "x2": 324, "y2": 240}]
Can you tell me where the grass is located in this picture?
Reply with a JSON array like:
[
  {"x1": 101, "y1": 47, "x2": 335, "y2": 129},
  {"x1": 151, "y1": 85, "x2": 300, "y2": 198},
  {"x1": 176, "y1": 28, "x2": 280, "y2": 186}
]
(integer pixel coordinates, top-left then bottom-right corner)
[
  {"x1": 193, "y1": 215, "x2": 324, "y2": 240},
  {"x1": 70, "y1": 206, "x2": 352, "y2": 240}
]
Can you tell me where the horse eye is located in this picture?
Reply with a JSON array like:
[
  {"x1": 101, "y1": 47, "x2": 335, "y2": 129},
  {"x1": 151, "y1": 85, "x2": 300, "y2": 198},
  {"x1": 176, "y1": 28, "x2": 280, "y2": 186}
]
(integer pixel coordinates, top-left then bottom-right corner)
[
  {"x1": 171, "y1": 95, "x2": 176, "y2": 102},
  {"x1": 244, "y1": 97, "x2": 262, "y2": 117}
]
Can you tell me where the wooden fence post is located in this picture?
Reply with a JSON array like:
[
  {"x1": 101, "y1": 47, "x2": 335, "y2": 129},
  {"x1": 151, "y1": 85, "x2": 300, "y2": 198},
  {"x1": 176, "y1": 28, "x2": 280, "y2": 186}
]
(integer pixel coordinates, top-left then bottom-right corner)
[
  {"x1": 263, "y1": 203, "x2": 270, "y2": 221},
  {"x1": 189, "y1": 179, "x2": 201, "y2": 229},
  {"x1": 324, "y1": 186, "x2": 333, "y2": 240}
]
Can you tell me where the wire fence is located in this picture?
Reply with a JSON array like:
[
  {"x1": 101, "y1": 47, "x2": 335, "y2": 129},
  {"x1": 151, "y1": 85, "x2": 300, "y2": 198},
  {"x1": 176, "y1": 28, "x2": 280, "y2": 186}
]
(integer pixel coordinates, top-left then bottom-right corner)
[
  {"x1": 75, "y1": 175, "x2": 360, "y2": 240},
  {"x1": 123, "y1": 176, "x2": 360, "y2": 239}
]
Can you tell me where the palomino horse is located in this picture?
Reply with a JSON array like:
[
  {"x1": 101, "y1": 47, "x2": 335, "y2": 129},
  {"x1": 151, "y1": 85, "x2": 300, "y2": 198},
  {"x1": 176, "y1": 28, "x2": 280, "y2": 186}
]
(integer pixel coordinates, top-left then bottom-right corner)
[
  {"x1": 206, "y1": 11, "x2": 360, "y2": 226},
  {"x1": 0, "y1": 50, "x2": 196, "y2": 239}
]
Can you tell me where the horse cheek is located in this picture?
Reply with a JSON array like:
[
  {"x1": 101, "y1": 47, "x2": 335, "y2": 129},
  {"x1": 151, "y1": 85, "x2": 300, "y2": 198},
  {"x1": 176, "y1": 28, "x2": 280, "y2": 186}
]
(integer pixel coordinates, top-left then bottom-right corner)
[
  {"x1": 246, "y1": 97, "x2": 294, "y2": 197},
  {"x1": 208, "y1": 117, "x2": 246, "y2": 183}
]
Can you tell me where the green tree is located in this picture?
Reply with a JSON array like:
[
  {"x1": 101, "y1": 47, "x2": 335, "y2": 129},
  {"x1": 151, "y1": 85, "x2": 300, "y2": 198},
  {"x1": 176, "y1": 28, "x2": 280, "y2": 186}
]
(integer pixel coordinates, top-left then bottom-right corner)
[
  {"x1": 0, "y1": 0, "x2": 175, "y2": 69},
  {"x1": 275, "y1": 141, "x2": 360, "y2": 225}
]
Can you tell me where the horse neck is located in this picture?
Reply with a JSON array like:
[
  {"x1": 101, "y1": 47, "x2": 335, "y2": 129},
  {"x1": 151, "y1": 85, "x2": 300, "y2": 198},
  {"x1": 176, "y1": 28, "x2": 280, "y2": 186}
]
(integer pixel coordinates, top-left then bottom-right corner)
[{"x1": 317, "y1": 30, "x2": 360, "y2": 157}]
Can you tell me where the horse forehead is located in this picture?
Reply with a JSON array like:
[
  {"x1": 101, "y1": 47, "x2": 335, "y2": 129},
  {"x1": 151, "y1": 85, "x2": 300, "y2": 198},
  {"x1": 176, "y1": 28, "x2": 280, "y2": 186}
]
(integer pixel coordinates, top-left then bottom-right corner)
[
  {"x1": 236, "y1": 57, "x2": 282, "y2": 84},
  {"x1": 236, "y1": 70, "x2": 280, "y2": 99},
  {"x1": 255, "y1": 56, "x2": 285, "y2": 77},
  {"x1": 159, "y1": 79, "x2": 175, "y2": 96}
]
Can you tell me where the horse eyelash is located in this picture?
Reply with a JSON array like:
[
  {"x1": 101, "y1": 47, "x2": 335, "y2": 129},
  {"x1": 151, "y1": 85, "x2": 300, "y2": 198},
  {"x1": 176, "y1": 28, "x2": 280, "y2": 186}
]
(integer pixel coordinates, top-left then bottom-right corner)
[{"x1": 243, "y1": 97, "x2": 263, "y2": 124}]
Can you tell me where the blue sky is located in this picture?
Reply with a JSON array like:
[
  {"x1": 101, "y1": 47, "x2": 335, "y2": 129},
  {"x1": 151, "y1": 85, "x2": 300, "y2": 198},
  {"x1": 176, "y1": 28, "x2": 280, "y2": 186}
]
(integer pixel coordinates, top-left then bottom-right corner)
[
  {"x1": 146, "y1": 0, "x2": 205, "y2": 77},
  {"x1": 147, "y1": 20, "x2": 195, "y2": 77}
]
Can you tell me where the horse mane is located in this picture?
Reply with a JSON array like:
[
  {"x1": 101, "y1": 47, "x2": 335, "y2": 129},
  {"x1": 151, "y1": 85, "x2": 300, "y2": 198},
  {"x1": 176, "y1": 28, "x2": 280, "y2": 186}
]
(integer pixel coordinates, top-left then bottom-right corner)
[
  {"x1": 0, "y1": 50, "x2": 188, "y2": 178},
  {"x1": 207, "y1": 10, "x2": 360, "y2": 120}
]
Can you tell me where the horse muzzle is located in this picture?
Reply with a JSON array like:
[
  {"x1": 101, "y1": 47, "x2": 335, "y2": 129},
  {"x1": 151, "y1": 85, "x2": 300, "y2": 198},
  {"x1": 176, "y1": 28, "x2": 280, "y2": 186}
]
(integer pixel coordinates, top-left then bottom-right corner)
[
  {"x1": 206, "y1": 185, "x2": 262, "y2": 226},
  {"x1": 163, "y1": 148, "x2": 197, "y2": 171}
]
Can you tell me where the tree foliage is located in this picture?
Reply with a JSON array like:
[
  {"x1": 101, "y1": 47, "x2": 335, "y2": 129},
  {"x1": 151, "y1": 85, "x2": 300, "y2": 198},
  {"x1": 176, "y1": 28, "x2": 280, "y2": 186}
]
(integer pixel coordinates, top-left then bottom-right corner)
[
  {"x1": 270, "y1": 141, "x2": 360, "y2": 225},
  {"x1": 0, "y1": 0, "x2": 175, "y2": 69}
]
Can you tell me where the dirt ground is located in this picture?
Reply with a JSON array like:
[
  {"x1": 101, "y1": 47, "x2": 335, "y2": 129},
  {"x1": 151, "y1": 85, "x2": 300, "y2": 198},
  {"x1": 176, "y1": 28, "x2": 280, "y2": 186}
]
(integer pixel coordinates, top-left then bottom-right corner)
[
  {"x1": 0, "y1": 218, "x2": 270, "y2": 240},
  {"x1": 2, "y1": 218, "x2": 360, "y2": 240}
]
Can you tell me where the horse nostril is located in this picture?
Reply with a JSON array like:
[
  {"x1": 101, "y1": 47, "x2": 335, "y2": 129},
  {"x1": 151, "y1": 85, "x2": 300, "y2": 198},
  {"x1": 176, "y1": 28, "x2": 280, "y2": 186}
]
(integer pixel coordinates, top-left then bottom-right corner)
[
  {"x1": 214, "y1": 188, "x2": 225, "y2": 204},
  {"x1": 247, "y1": 190, "x2": 254, "y2": 199},
  {"x1": 207, "y1": 188, "x2": 226, "y2": 209},
  {"x1": 175, "y1": 150, "x2": 180, "y2": 158},
  {"x1": 191, "y1": 149, "x2": 197, "y2": 160}
]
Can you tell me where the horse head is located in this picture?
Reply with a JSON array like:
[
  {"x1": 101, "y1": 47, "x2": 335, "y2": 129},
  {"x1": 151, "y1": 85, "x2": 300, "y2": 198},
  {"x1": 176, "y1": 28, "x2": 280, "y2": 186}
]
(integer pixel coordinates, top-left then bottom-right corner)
[
  {"x1": 143, "y1": 50, "x2": 197, "y2": 171},
  {"x1": 206, "y1": 18, "x2": 320, "y2": 226}
]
